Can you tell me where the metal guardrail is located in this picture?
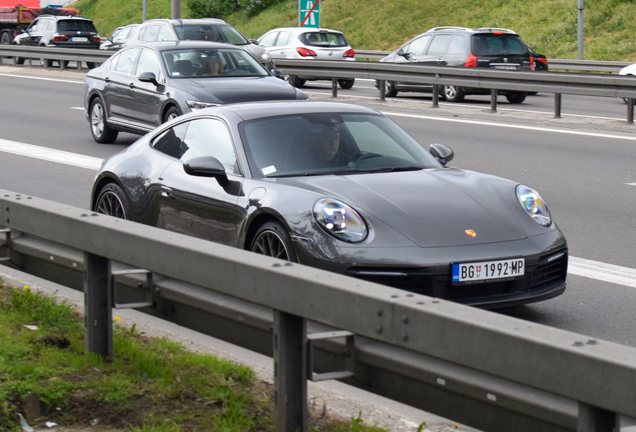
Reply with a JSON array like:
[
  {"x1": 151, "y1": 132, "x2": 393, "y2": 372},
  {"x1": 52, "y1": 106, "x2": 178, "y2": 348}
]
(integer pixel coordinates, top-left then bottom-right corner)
[
  {"x1": 1, "y1": 189, "x2": 636, "y2": 432},
  {"x1": 0, "y1": 44, "x2": 111, "y2": 70}
]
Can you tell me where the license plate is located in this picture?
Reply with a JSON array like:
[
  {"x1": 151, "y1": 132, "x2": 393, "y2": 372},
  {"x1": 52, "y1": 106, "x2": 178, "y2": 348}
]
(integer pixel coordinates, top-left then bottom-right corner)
[
  {"x1": 72, "y1": 37, "x2": 88, "y2": 42},
  {"x1": 493, "y1": 65, "x2": 517, "y2": 70},
  {"x1": 452, "y1": 258, "x2": 525, "y2": 284}
]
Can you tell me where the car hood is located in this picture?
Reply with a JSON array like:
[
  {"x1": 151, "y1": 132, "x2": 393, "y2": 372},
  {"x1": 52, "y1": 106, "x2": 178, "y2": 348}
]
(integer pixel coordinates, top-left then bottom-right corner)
[
  {"x1": 288, "y1": 169, "x2": 528, "y2": 248},
  {"x1": 168, "y1": 76, "x2": 300, "y2": 104}
]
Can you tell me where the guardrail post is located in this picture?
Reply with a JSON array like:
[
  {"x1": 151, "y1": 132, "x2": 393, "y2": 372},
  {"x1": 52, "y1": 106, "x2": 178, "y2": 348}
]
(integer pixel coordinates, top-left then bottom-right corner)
[
  {"x1": 84, "y1": 252, "x2": 113, "y2": 362},
  {"x1": 627, "y1": 98, "x2": 634, "y2": 124},
  {"x1": 273, "y1": 310, "x2": 307, "y2": 432},
  {"x1": 555, "y1": 93, "x2": 562, "y2": 118},
  {"x1": 378, "y1": 79, "x2": 385, "y2": 101},
  {"x1": 577, "y1": 403, "x2": 618, "y2": 432},
  {"x1": 432, "y1": 84, "x2": 439, "y2": 108},
  {"x1": 490, "y1": 89, "x2": 498, "y2": 113},
  {"x1": 331, "y1": 78, "x2": 338, "y2": 98}
]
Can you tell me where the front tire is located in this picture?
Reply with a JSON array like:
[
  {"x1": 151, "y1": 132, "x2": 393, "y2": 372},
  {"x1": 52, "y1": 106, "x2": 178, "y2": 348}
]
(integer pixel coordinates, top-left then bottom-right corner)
[
  {"x1": 505, "y1": 91, "x2": 527, "y2": 104},
  {"x1": 338, "y1": 78, "x2": 354, "y2": 89},
  {"x1": 163, "y1": 106, "x2": 182, "y2": 123},
  {"x1": 250, "y1": 221, "x2": 298, "y2": 262},
  {"x1": 90, "y1": 98, "x2": 118, "y2": 143},
  {"x1": 443, "y1": 85, "x2": 465, "y2": 102},
  {"x1": 94, "y1": 183, "x2": 131, "y2": 220},
  {"x1": 384, "y1": 80, "x2": 398, "y2": 97},
  {"x1": 288, "y1": 75, "x2": 306, "y2": 88}
]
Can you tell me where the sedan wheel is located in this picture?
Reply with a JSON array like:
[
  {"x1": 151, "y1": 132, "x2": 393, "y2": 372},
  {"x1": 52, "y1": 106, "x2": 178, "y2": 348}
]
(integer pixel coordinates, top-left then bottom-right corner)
[
  {"x1": 90, "y1": 98, "x2": 118, "y2": 143},
  {"x1": 338, "y1": 78, "x2": 355, "y2": 89},
  {"x1": 505, "y1": 91, "x2": 527, "y2": 104},
  {"x1": 250, "y1": 221, "x2": 298, "y2": 262},
  {"x1": 384, "y1": 80, "x2": 398, "y2": 97},
  {"x1": 94, "y1": 183, "x2": 131, "y2": 220},
  {"x1": 443, "y1": 85, "x2": 465, "y2": 102}
]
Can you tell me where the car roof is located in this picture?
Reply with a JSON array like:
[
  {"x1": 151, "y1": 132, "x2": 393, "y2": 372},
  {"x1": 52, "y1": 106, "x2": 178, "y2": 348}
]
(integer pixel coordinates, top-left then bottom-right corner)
[
  {"x1": 139, "y1": 18, "x2": 227, "y2": 26},
  {"x1": 206, "y1": 101, "x2": 379, "y2": 121},
  {"x1": 126, "y1": 40, "x2": 243, "y2": 51},
  {"x1": 425, "y1": 26, "x2": 518, "y2": 35},
  {"x1": 264, "y1": 27, "x2": 345, "y2": 35},
  {"x1": 38, "y1": 14, "x2": 93, "y2": 21}
]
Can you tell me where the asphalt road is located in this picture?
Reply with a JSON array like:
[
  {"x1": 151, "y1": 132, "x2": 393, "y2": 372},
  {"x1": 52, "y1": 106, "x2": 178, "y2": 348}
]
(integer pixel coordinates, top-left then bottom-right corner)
[{"x1": 0, "y1": 66, "x2": 635, "y2": 350}]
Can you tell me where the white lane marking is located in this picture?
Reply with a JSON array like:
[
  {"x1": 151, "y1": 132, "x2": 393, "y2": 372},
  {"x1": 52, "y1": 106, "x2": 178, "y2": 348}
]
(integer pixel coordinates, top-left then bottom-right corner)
[
  {"x1": 0, "y1": 72, "x2": 84, "y2": 84},
  {"x1": 70, "y1": 107, "x2": 84, "y2": 110},
  {"x1": 383, "y1": 111, "x2": 636, "y2": 141},
  {"x1": 1, "y1": 138, "x2": 635, "y2": 289},
  {"x1": 569, "y1": 257, "x2": 636, "y2": 289},
  {"x1": 628, "y1": 183, "x2": 636, "y2": 186},
  {"x1": 0, "y1": 138, "x2": 102, "y2": 170}
]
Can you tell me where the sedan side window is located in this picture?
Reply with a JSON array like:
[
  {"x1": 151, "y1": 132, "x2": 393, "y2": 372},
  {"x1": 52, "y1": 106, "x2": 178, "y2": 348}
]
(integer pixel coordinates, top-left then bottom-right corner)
[
  {"x1": 113, "y1": 48, "x2": 141, "y2": 75},
  {"x1": 157, "y1": 26, "x2": 175, "y2": 41},
  {"x1": 140, "y1": 25, "x2": 159, "y2": 42},
  {"x1": 181, "y1": 119, "x2": 238, "y2": 174},
  {"x1": 152, "y1": 122, "x2": 189, "y2": 159},
  {"x1": 136, "y1": 49, "x2": 163, "y2": 81}
]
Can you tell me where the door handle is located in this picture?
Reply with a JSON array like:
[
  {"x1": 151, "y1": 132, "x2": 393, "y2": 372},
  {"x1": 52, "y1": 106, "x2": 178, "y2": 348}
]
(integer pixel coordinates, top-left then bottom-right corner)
[
  {"x1": 129, "y1": 83, "x2": 136, "y2": 89},
  {"x1": 160, "y1": 186, "x2": 173, "y2": 197},
  {"x1": 104, "y1": 77, "x2": 110, "y2": 83},
  {"x1": 436, "y1": 58, "x2": 443, "y2": 64}
]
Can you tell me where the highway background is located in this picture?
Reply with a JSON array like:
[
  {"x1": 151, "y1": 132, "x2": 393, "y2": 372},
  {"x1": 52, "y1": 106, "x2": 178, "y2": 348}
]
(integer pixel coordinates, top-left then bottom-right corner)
[{"x1": 0, "y1": 65, "x2": 635, "y2": 349}]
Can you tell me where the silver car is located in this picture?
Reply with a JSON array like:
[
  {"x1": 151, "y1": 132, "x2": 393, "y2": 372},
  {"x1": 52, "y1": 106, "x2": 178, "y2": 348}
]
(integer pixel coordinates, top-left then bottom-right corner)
[{"x1": 258, "y1": 27, "x2": 355, "y2": 89}]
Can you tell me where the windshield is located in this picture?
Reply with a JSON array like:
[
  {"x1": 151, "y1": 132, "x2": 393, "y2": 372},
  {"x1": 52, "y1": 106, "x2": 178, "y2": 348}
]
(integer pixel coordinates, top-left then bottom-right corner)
[
  {"x1": 173, "y1": 24, "x2": 249, "y2": 45},
  {"x1": 300, "y1": 31, "x2": 348, "y2": 47},
  {"x1": 163, "y1": 48, "x2": 268, "y2": 78},
  {"x1": 240, "y1": 113, "x2": 440, "y2": 178},
  {"x1": 57, "y1": 20, "x2": 97, "y2": 33},
  {"x1": 471, "y1": 34, "x2": 529, "y2": 56}
]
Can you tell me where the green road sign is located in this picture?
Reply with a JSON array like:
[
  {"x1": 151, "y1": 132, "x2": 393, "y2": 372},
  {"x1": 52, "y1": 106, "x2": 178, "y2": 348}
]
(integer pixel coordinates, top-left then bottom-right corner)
[{"x1": 299, "y1": 0, "x2": 320, "y2": 28}]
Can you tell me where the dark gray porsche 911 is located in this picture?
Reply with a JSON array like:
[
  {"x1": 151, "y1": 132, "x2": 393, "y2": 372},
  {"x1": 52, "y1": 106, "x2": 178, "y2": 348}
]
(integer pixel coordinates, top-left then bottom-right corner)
[{"x1": 91, "y1": 101, "x2": 567, "y2": 308}]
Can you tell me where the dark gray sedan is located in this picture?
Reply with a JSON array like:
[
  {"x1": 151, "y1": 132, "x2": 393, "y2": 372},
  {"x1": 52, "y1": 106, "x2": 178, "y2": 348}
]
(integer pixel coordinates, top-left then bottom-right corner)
[
  {"x1": 84, "y1": 41, "x2": 307, "y2": 143},
  {"x1": 91, "y1": 101, "x2": 567, "y2": 309}
]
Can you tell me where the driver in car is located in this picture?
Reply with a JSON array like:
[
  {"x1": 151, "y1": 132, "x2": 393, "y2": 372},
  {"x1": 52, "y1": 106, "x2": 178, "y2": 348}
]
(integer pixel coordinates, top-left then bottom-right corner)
[{"x1": 313, "y1": 123, "x2": 352, "y2": 168}]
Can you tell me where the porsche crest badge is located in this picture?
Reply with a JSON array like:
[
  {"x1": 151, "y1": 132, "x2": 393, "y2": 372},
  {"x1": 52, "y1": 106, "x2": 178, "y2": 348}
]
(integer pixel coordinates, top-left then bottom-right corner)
[{"x1": 465, "y1": 230, "x2": 476, "y2": 237}]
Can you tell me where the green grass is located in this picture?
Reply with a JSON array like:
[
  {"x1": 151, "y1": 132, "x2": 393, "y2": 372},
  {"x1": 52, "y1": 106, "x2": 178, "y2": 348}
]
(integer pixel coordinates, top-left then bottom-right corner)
[
  {"x1": 0, "y1": 281, "x2": 386, "y2": 432},
  {"x1": 71, "y1": 0, "x2": 636, "y2": 61}
]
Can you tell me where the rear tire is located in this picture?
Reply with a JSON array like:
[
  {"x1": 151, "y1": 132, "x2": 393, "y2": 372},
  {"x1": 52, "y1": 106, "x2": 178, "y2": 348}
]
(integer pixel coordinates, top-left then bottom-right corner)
[
  {"x1": 12, "y1": 42, "x2": 24, "y2": 65},
  {"x1": 163, "y1": 106, "x2": 182, "y2": 123},
  {"x1": 94, "y1": 183, "x2": 131, "y2": 220},
  {"x1": 384, "y1": 80, "x2": 398, "y2": 97},
  {"x1": 338, "y1": 78, "x2": 354, "y2": 89},
  {"x1": 288, "y1": 75, "x2": 306, "y2": 88},
  {"x1": 250, "y1": 221, "x2": 298, "y2": 262},
  {"x1": 443, "y1": 85, "x2": 465, "y2": 102},
  {"x1": 90, "y1": 98, "x2": 118, "y2": 143},
  {"x1": 505, "y1": 91, "x2": 527, "y2": 104}
]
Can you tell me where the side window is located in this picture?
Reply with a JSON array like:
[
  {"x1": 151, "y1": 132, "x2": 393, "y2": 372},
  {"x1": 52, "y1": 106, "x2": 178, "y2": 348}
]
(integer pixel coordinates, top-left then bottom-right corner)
[
  {"x1": 407, "y1": 35, "x2": 431, "y2": 56},
  {"x1": 157, "y1": 26, "x2": 175, "y2": 41},
  {"x1": 426, "y1": 34, "x2": 452, "y2": 56},
  {"x1": 136, "y1": 49, "x2": 163, "y2": 80},
  {"x1": 447, "y1": 35, "x2": 466, "y2": 55},
  {"x1": 28, "y1": 19, "x2": 40, "y2": 32},
  {"x1": 140, "y1": 25, "x2": 159, "y2": 42},
  {"x1": 152, "y1": 122, "x2": 189, "y2": 159},
  {"x1": 113, "y1": 48, "x2": 141, "y2": 75},
  {"x1": 108, "y1": 52, "x2": 121, "y2": 71},
  {"x1": 181, "y1": 119, "x2": 238, "y2": 174},
  {"x1": 42, "y1": 19, "x2": 54, "y2": 32},
  {"x1": 275, "y1": 31, "x2": 291, "y2": 46},
  {"x1": 259, "y1": 32, "x2": 278, "y2": 47}
]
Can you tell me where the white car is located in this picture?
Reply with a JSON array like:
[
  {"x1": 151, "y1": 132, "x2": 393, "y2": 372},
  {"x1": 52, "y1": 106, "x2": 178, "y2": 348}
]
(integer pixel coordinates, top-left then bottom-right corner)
[
  {"x1": 258, "y1": 27, "x2": 355, "y2": 89},
  {"x1": 619, "y1": 63, "x2": 636, "y2": 104}
]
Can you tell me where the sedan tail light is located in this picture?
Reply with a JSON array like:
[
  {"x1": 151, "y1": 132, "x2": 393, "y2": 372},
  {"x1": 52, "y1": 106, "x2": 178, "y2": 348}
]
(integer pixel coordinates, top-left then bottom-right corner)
[
  {"x1": 529, "y1": 55, "x2": 535, "y2": 71},
  {"x1": 52, "y1": 34, "x2": 69, "y2": 42},
  {"x1": 463, "y1": 53, "x2": 478, "y2": 67},
  {"x1": 343, "y1": 49, "x2": 355, "y2": 58},
  {"x1": 297, "y1": 47, "x2": 317, "y2": 57},
  {"x1": 537, "y1": 57, "x2": 549, "y2": 66},
  {"x1": 90, "y1": 34, "x2": 101, "y2": 43}
]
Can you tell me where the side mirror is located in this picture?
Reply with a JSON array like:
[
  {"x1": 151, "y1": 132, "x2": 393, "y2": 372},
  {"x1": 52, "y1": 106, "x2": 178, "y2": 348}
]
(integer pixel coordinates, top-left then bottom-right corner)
[
  {"x1": 183, "y1": 156, "x2": 229, "y2": 186},
  {"x1": 429, "y1": 143, "x2": 454, "y2": 166},
  {"x1": 397, "y1": 49, "x2": 408, "y2": 58},
  {"x1": 271, "y1": 69, "x2": 285, "y2": 80},
  {"x1": 138, "y1": 71, "x2": 159, "y2": 87},
  {"x1": 248, "y1": 38, "x2": 259, "y2": 45}
]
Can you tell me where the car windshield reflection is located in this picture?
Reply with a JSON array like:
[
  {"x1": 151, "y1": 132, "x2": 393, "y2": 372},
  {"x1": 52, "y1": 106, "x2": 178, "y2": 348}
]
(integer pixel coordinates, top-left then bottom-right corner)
[
  {"x1": 240, "y1": 113, "x2": 440, "y2": 178},
  {"x1": 163, "y1": 48, "x2": 268, "y2": 78}
]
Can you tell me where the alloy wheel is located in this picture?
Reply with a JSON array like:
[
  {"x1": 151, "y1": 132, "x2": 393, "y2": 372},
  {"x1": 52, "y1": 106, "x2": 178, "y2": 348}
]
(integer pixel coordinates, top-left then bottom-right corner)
[
  {"x1": 91, "y1": 103, "x2": 105, "y2": 139},
  {"x1": 252, "y1": 230, "x2": 291, "y2": 260},
  {"x1": 96, "y1": 191, "x2": 127, "y2": 219}
]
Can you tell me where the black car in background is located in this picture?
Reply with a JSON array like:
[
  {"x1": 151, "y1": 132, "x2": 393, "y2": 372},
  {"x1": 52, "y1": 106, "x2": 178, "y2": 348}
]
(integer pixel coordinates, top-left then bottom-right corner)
[
  {"x1": 84, "y1": 41, "x2": 307, "y2": 143},
  {"x1": 13, "y1": 15, "x2": 100, "y2": 67},
  {"x1": 377, "y1": 26, "x2": 536, "y2": 103}
]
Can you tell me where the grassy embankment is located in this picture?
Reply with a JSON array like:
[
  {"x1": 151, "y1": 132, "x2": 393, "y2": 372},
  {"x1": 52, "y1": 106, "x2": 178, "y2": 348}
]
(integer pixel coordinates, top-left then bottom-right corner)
[
  {"x1": 71, "y1": 0, "x2": 636, "y2": 61},
  {"x1": 0, "y1": 282, "x2": 386, "y2": 431}
]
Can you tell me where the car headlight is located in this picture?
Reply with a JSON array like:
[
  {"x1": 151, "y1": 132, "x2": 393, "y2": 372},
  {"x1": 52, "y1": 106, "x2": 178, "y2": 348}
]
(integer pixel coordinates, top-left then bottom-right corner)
[
  {"x1": 186, "y1": 100, "x2": 221, "y2": 111},
  {"x1": 261, "y1": 52, "x2": 271, "y2": 62},
  {"x1": 313, "y1": 198, "x2": 368, "y2": 243},
  {"x1": 516, "y1": 185, "x2": 551, "y2": 226}
]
